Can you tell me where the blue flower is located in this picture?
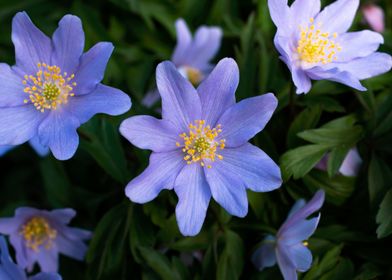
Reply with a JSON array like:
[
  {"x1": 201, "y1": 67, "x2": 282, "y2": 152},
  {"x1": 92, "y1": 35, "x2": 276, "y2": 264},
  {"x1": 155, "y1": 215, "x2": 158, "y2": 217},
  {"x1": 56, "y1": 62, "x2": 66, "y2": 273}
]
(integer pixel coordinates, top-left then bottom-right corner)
[
  {"x1": 252, "y1": 190, "x2": 325, "y2": 280},
  {"x1": 0, "y1": 137, "x2": 49, "y2": 157},
  {"x1": 268, "y1": 0, "x2": 392, "y2": 94},
  {"x1": 0, "y1": 235, "x2": 61, "y2": 280},
  {"x1": 0, "y1": 208, "x2": 91, "y2": 273},
  {"x1": 0, "y1": 12, "x2": 131, "y2": 160},
  {"x1": 120, "y1": 58, "x2": 282, "y2": 236},
  {"x1": 142, "y1": 18, "x2": 222, "y2": 107},
  {"x1": 316, "y1": 147, "x2": 362, "y2": 176}
]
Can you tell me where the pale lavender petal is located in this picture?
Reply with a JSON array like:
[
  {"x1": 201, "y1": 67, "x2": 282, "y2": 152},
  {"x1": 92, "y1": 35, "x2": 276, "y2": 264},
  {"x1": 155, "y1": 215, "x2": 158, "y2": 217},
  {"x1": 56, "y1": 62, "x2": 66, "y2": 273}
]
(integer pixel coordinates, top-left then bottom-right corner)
[
  {"x1": 174, "y1": 164, "x2": 211, "y2": 236},
  {"x1": 0, "y1": 218, "x2": 20, "y2": 234},
  {"x1": 29, "y1": 136, "x2": 49, "y2": 157},
  {"x1": 332, "y1": 52, "x2": 392, "y2": 80},
  {"x1": 0, "y1": 236, "x2": 26, "y2": 280},
  {"x1": 74, "y1": 42, "x2": 113, "y2": 95},
  {"x1": 197, "y1": 58, "x2": 238, "y2": 126},
  {"x1": 217, "y1": 93, "x2": 278, "y2": 147},
  {"x1": 50, "y1": 209, "x2": 76, "y2": 224},
  {"x1": 142, "y1": 88, "x2": 160, "y2": 108},
  {"x1": 12, "y1": 12, "x2": 51, "y2": 74},
  {"x1": 307, "y1": 66, "x2": 366, "y2": 91},
  {"x1": 120, "y1": 116, "x2": 180, "y2": 153},
  {"x1": 125, "y1": 150, "x2": 185, "y2": 203},
  {"x1": 280, "y1": 215, "x2": 320, "y2": 245},
  {"x1": 10, "y1": 234, "x2": 30, "y2": 271},
  {"x1": 217, "y1": 144, "x2": 281, "y2": 192},
  {"x1": 52, "y1": 15, "x2": 84, "y2": 74},
  {"x1": 315, "y1": 154, "x2": 328, "y2": 171},
  {"x1": 29, "y1": 272, "x2": 61, "y2": 280},
  {"x1": 66, "y1": 84, "x2": 131, "y2": 124},
  {"x1": 0, "y1": 105, "x2": 45, "y2": 145},
  {"x1": 288, "y1": 244, "x2": 312, "y2": 272},
  {"x1": 204, "y1": 159, "x2": 248, "y2": 217},
  {"x1": 60, "y1": 227, "x2": 91, "y2": 241},
  {"x1": 293, "y1": 68, "x2": 312, "y2": 94},
  {"x1": 290, "y1": 0, "x2": 320, "y2": 27},
  {"x1": 184, "y1": 26, "x2": 222, "y2": 71},
  {"x1": 314, "y1": 0, "x2": 359, "y2": 34},
  {"x1": 268, "y1": 0, "x2": 291, "y2": 35},
  {"x1": 251, "y1": 235, "x2": 277, "y2": 271},
  {"x1": 56, "y1": 235, "x2": 87, "y2": 261},
  {"x1": 37, "y1": 111, "x2": 80, "y2": 160},
  {"x1": 0, "y1": 146, "x2": 14, "y2": 157},
  {"x1": 280, "y1": 190, "x2": 325, "y2": 233},
  {"x1": 337, "y1": 31, "x2": 384, "y2": 61},
  {"x1": 171, "y1": 19, "x2": 192, "y2": 66},
  {"x1": 339, "y1": 148, "x2": 362, "y2": 176},
  {"x1": 156, "y1": 61, "x2": 201, "y2": 130},
  {"x1": 0, "y1": 64, "x2": 26, "y2": 107},
  {"x1": 36, "y1": 248, "x2": 58, "y2": 272},
  {"x1": 276, "y1": 244, "x2": 298, "y2": 280}
]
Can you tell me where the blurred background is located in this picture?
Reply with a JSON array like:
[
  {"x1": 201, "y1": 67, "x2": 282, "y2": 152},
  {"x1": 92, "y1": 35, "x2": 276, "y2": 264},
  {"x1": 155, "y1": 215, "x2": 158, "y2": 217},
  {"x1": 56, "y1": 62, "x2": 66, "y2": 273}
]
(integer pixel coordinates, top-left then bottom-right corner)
[{"x1": 0, "y1": 0, "x2": 391, "y2": 279}]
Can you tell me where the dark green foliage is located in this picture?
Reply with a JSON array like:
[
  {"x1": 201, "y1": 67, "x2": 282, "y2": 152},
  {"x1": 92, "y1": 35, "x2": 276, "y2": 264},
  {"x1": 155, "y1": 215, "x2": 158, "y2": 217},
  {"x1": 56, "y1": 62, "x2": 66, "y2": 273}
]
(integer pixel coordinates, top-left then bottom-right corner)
[{"x1": 1, "y1": 0, "x2": 392, "y2": 279}]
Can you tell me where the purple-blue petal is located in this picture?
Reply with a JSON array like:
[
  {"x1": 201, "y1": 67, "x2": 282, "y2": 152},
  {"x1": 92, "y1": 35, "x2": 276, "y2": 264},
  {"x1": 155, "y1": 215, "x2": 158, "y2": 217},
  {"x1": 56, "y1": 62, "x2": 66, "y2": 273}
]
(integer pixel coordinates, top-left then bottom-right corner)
[
  {"x1": 174, "y1": 164, "x2": 211, "y2": 236},
  {"x1": 36, "y1": 248, "x2": 58, "y2": 272},
  {"x1": 290, "y1": 0, "x2": 320, "y2": 28},
  {"x1": 339, "y1": 148, "x2": 362, "y2": 176},
  {"x1": 0, "y1": 236, "x2": 27, "y2": 280},
  {"x1": 0, "y1": 64, "x2": 27, "y2": 107},
  {"x1": 287, "y1": 199, "x2": 306, "y2": 219},
  {"x1": 37, "y1": 111, "x2": 80, "y2": 160},
  {"x1": 12, "y1": 12, "x2": 51, "y2": 74},
  {"x1": 337, "y1": 30, "x2": 384, "y2": 61},
  {"x1": 292, "y1": 68, "x2": 312, "y2": 94},
  {"x1": 29, "y1": 136, "x2": 49, "y2": 157},
  {"x1": 251, "y1": 235, "x2": 277, "y2": 271},
  {"x1": 49, "y1": 209, "x2": 76, "y2": 224},
  {"x1": 0, "y1": 146, "x2": 14, "y2": 157},
  {"x1": 197, "y1": 58, "x2": 238, "y2": 126},
  {"x1": 280, "y1": 190, "x2": 325, "y2": 233},
  {"x1": 29, "y1": 272, "x2": 62, "y2": 280},
  {"x1": 276, "y1": 244, "x2": 298, "y2": 280},
  {"x1": 125, "y1": 150, "x2": 185, "y2": 203},
  {"x1": 120, "y1": 116, "x2": 180, "y2": 153},
  {"x1": 171, "y1": 19, "x2": 192, "y2": 66},
  {"x1": 307, "y1": 66, "x2": 366, "y2": 91},
  {"x1": 280, "y1": 215, "x2": 320, "y2": 245},
  {"x1": 0, "y1": 218, "x2": 20, "y2": 235},
  {"x1": 217, "y1": 93, "x2": 278, "y2": 147},
  {"x1": 314, "y1": 0, "x2": 359, "y2": 34},
  {"x1": 56, "y1": 234, "x2": 87, "y2": 261},
  {"x1": 0, "y1": 105, "x2": 45, "y2": 145},
  {"x1": 66, "y1": 84, "x2": 131, "y2": 124},
  {"x1": 74, "y1": 42, "x2": 114, "y2": 95},
  {"x1": 287, "y1": 244, "x2": 313, "y2": 272},
  {"x1": 51, "y1": 15, "x2": 84, "y2": 74},
  {"x1": 204, "y1": 159, "x2": 248, "y2": 217},
  {"x1": 217, "y1": 143, "x2": 282, "y2": 192},
  {"x1": 156, "y1": 61, "x2": 202, "y2": 131}
]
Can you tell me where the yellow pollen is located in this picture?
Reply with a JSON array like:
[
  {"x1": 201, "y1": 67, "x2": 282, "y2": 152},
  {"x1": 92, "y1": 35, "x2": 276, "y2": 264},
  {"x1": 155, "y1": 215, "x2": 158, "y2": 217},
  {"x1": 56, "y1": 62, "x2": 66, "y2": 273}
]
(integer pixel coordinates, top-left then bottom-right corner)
[
  {"x1": 19, "y1": 217, "x2": 57, "y2": 252},
  {"x1": 303, "y1": 241, "x2": 309, "y2": 246},
  {"x1": 297, "y1": 19, "x2": 342, "y2": 64},
  {"x1": 186, "y1": 67, "x2": 203, "y2": 86},
  {"x1": 23, "y1": 63, "x2": 76, "y2": 113},
  {"x1": 176, "y1": 120, "x2": 225, "y2": 168}
]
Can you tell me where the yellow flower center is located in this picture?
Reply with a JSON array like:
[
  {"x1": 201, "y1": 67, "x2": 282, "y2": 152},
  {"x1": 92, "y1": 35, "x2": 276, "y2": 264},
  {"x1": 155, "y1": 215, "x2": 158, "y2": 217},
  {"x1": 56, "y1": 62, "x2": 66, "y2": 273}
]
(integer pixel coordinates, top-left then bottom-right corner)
[
  {"x1": 176, "y1": 120, "x2": 225, "y2": 168},
  {"x1": 297, "y1": 18, "x2": 342, "y2": 64},
  {"x1": 19, "y1": 216, "x2": 57, "y2": 251},
  {"x1": 185, "y1": 67, "x2": 203, "y2": 86},
  {"x1": 23, "y1": 63, "x2": 76, "y2": 113}
]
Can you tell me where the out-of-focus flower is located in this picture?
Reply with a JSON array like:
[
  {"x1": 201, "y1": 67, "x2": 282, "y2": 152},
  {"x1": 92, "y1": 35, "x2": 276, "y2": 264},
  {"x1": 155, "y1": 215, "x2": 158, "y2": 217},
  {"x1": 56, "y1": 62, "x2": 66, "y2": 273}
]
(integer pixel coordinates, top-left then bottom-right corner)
[
  {"x1": 0, "y1": 208, "x2": 91, "y2": 273},
  {"x1": 362, "y1": 4, "x2": 385, "y2": 33},
  {"x1": 252, "y1": 190, "x2": 325, "y2": 280},
  {"x1": 267, "y1": 0, "x2": 392, "y2": 94},
  {"x1": 0, "y1": 12, "x2": 131, "y2": 160},
  {"x1": 316, "y1": 148, "x2": 362, "y2": 176},
  {"x1": 142, "y1": 18, "x2": 222, "y2": 107},
  {"x1": 121, "y1": 58, "x2": 282, "y2": 236},
  {"x1": 0, "y1": 235, "x2": 61, "y2": 280},
  {"x1": 0, "y1": 137, "x2": 49, "y2": 157}
]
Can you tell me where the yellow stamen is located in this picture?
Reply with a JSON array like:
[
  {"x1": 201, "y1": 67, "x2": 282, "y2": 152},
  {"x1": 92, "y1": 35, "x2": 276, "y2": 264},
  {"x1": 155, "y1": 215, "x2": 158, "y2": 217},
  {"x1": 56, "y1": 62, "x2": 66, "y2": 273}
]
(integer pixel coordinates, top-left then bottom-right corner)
[
  {"x1": 23, "y1": 63, "x2": 76, "y2": 113},
  {"x1": 19, "y1": 217, "x2": 57, "y2": 251},
  {"x1": 297, "y1": 19, "x2": 342, "y2": 64},
  {"x1": 178, "y1": 120, "x2": 225, "y2": 167},
  {"x1": 185, "y1": 67, "x2": 203, "y2": 86}
]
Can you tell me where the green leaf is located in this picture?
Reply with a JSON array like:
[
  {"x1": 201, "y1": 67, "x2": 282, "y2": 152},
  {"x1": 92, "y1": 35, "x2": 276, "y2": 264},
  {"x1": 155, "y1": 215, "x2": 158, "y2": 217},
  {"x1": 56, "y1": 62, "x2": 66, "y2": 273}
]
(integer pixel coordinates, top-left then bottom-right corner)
[
  {"x1": 280, "y1": 144, "x2": 329, "y2": 180},
  {"x1": 303, "y1": 170, "x2": 355, "y2": 206},
  {"x1": 368, "y1": 154, "x2": 392, "y2": 206},
  {"x1": 327, "y1": 146, "x2": 350, "y2": 177},
  {"x1": 320, "y1": 258, "x2": 354, "y2": 280},
  {"x1": 216, "y1": 230, "x2": 244, "y2": 280},
  {"x1": 376, "y1": 189, "x2": 392, "y2": 238},
  {"x1": 139, "y1": 247, "x2": 180, "y2": 280}
]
